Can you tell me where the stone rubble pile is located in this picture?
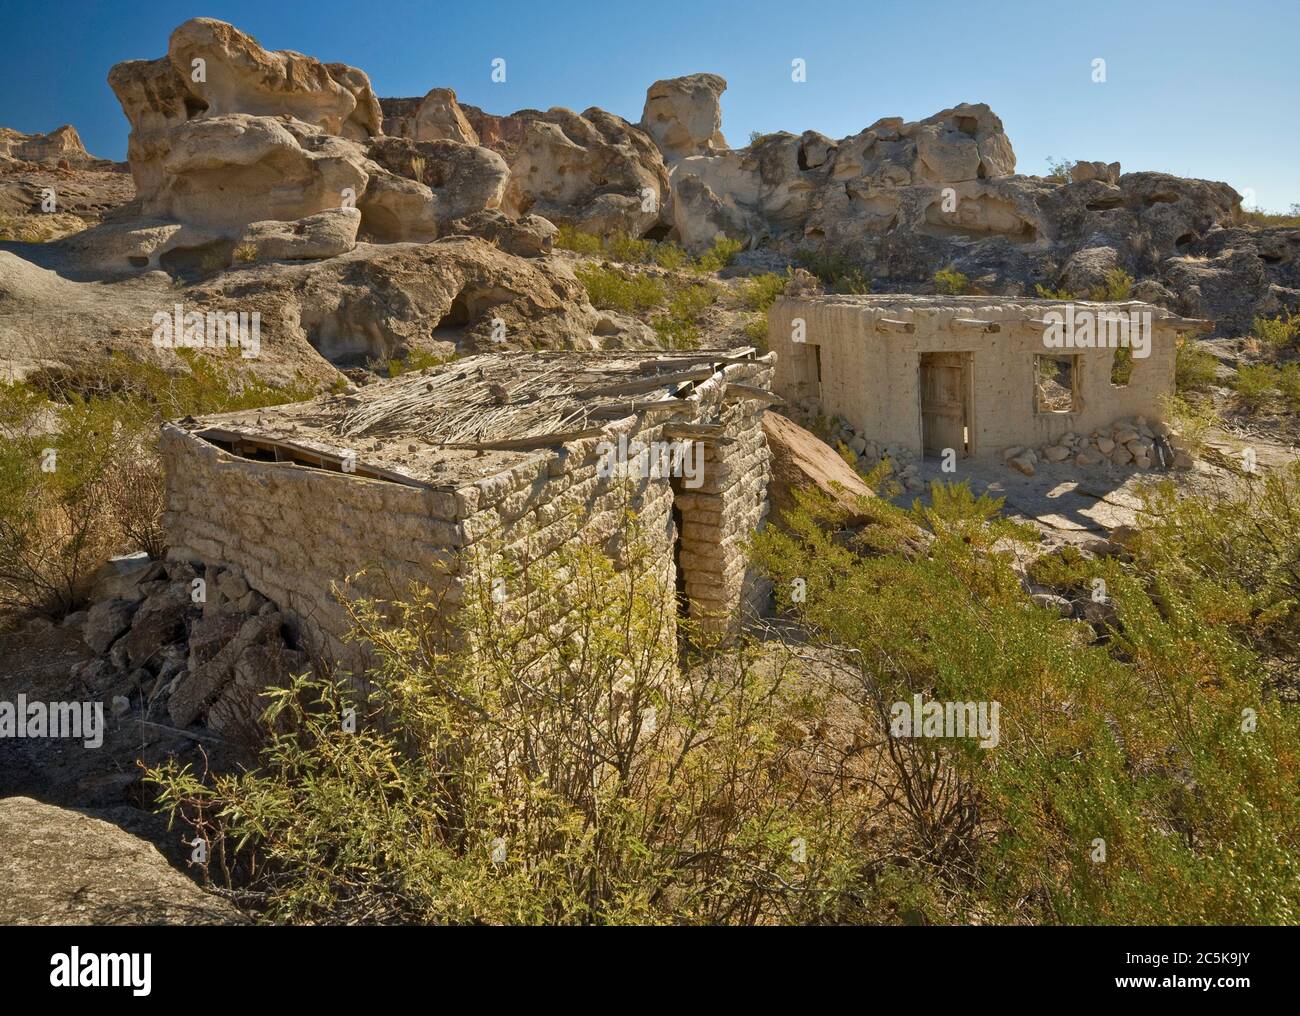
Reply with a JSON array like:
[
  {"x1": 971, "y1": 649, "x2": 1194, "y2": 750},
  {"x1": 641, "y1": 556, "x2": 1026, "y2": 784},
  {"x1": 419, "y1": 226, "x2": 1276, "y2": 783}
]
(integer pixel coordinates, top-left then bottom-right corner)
[
  {"x1": 1002, "y1": 416, "x2": 1192, "y2": 477},
  {"x1": 70, "y1": 553, "x2": 303, "y2": 738},
  {"x1": 787, "y1": 397, "x2": 925, "y2": 492}
]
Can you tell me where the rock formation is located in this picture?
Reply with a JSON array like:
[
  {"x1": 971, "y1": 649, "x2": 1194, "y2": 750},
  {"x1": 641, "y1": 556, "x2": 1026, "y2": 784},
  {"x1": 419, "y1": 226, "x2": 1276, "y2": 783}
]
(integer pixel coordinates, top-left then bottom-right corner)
[
  {"x1": 640, "y1": 73, "x2": 728, "y2": 163},
  {"x1": 501, "y1": 107, "x2": 668, "y2": 236},
  {"x1": 106, "y1": 18, "x2": 512, "y2": 253},
  {"x1": 0, "y1": 797, "x2": 245, "y2": 924}
]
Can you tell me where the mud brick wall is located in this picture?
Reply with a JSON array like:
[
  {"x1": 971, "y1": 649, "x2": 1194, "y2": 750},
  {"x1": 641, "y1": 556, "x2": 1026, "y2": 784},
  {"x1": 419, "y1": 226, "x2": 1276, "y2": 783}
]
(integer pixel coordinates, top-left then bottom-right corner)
[
  {"x1": 769, "y1": 297, "x2": 1178, "y2": 458},
  {"x1": 160, "y1": 358, "x2": 776, "y2": 668},
  {"x1": 160, "y1": 425, "x2": 470, "y2": 666},
  {"x1": 674, "y1": 360, "x2": 774, "y2": 626}
]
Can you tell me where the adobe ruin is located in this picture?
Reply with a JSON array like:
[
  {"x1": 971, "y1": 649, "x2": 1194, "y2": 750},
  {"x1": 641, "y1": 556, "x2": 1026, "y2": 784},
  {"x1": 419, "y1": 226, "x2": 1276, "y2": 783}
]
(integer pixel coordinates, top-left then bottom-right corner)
[
  {"x1": 160, "y1": 349, "x2": 776, "y2": 665},
  {"x1": 768, "y1": 294, "x2": 1208, "y2": 467}
]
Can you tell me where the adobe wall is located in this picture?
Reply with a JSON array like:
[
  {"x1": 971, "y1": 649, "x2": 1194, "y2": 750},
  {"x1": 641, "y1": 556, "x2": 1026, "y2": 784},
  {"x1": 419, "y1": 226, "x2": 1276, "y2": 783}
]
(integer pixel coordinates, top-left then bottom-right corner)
[
  {"x1": 160, "y1": 357, "x2": 775, "y2": 668},
  {"x1": 768, "y1": 297, "x2": 1177, "y2": 458}
]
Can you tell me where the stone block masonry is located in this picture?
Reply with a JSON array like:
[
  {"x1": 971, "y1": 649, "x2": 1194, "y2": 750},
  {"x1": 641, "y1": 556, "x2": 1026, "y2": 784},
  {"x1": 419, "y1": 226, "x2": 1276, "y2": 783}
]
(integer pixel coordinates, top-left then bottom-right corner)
[{"x1": 161, "y1": 350, "x2": 777, "y2": 670}]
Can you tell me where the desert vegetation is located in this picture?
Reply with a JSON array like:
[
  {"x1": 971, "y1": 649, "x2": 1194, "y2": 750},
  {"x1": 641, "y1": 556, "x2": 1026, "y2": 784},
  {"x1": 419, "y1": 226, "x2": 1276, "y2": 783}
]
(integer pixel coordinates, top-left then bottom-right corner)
[{"x1": 141, "y1": 464, "x2": 1300, "y2": 925}]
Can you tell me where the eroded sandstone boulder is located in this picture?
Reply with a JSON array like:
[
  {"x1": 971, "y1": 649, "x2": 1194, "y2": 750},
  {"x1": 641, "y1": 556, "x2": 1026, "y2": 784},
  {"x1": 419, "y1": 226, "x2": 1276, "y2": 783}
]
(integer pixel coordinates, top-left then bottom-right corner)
[
  {"x1": 0, "y1": 797, "x2": 245, "y2": 925},
  {"x1": 381, "y1": 87, "x2": 479, "y2": 144},
  {"x1": 497, "y1": 107, "x2": 669, "y2": 238},
  {"x1": 762, "y1": 412, "x2": 875, "y2": 526},
  {"x1": 640, "y1": 73, "x2": 728, "y2": 163},
  {"x1": 364, "y1": 136, "x2": 508, "y2": 237}
]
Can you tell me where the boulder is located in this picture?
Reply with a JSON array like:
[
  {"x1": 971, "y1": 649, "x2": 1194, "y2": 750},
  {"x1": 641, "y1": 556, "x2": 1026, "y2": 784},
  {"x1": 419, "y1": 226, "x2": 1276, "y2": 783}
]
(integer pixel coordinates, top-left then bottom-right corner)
[
  {"x1": 233, "y1": 207, "x2": 361, "y2": 260},
  {"x1": 498, "y1": 107, "x2": 669, "y2": 238},
  {"x1": 0, "y1": 797, "x2": 245, "y2": 925},
  {"x1": 448, "y1": 209, "x2": 558, "y2": 257},
  {"x1": 762, "y1": 412, "x2": 875, "y2": 526},
  {"x1": 169, "y1": 611, "x2": 283, "y2": 726},
  {"x1": 151, "y1": 114, "x2": 369, "y2": 231},
  {"x1": 363, "y1": 136, "x2": 508, "y2": 234},
  {"x1": 83, "y1": 599, "x2": 137, "y2": 654},
  {"x1": 640, "y1": 73, "x2": 728, "y2": 163},
  {"x1": 382, "y1": 87, "x2": 479, "y2": 144}
]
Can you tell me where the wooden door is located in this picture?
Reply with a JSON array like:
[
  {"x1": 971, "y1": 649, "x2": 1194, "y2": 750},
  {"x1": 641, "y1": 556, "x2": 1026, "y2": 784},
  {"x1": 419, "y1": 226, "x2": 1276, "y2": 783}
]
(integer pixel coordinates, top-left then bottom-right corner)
[{"x1": 920, "y1": 353, "x2": 969, "y2": 457}]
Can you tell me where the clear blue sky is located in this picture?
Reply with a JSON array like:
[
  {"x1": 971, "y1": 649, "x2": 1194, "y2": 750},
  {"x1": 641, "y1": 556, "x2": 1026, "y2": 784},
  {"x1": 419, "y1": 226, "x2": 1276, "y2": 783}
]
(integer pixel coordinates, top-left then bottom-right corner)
[{"x1": 3, "y1": 0, "x2": 1297, "y2": 211}]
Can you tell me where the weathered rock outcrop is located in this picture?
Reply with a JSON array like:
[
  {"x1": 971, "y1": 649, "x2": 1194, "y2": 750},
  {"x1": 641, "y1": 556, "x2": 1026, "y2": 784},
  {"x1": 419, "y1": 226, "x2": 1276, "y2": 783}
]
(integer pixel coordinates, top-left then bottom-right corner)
[
  {"x1": 663, "y1": 90, "x2": 1289, "y2": 332},
  {"x1": 0, "y1": 125, "x2": 107, "y2": 168},
  {"x1": 495, "y1": 107, "x2": 669, "y2": 238},
  {"x1": 640, "y1": 73, "x2": 728, "y2": 164},
  {"x1": 381, "y1": 87, "x2": 479, "y2": 144},
  {"x1": 0, "y1": 796, "x2": 245, "y2": 924},
  {"x1": 363, "y1": 136, "x2": 508, "y2": 238},
  {"x1": 105, "y1": 18, "x2": 505, "y2": 252}
]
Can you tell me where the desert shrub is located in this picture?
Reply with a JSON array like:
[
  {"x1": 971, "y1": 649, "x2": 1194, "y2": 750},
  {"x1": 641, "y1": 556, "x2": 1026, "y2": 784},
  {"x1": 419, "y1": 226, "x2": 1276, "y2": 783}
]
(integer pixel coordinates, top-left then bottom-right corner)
[
  {"x1": 232, "y1": 243, "x2": 258, "y2": 264},
  {"x1": 1240, "y1": 204, "x2": 1300, "y2": 228},
  {"x1": 0, "y1": 386, "x2": 127, "y2": 613},
  {"x1": 556, "y1": 228, "x2": 690, "y2": 270},
  {"x1": 752, "y1": 474, "x2": 1300, "y2": 924},
  {"x1": 794, "y1": 249, "x2": 871, "y2": 293},
  {"x1": 1044, "y1": 157, "x2": 1075, "y2": 183},
  {"x1": 553, "y1": 224, "x2": 603, "y2": 256},
  {"x1": 653, "y1": 281, "x2": 717, "y2": 349},
  {"x1": 1232, "y1": 363, "x2": 1280, "y2": 411},
  {"x1": 0, "y1": 353, "x2": 319, "y2": 615},
  {"x1": 1034, "y1": 283, "x2": 1077, "y2": 300},
  {"x1": 1175, "y1": 338, "x2": 1218, "y2": 393},
  {"x1": 1158, "y1": 392, "x2": 1218, "y2": 456},
  {"x1": 1252, "y1": 311, "x2": 1300, "y2": 352},
  {"x1": 149, "y1": 513, "x2": 877, "y2": 925},
  {"x1": 386, "y1": 348, "x2": 454, "y2": 377},
  {"x1": 740, "y1": 272, "x2": 787, "y2": 312},
  {"x1": 1087, "y1": 268, "x2": 1134, "y2": 302},
  {"x1": 575, "y1": 266, "x2": 667, "y2": 313},
  {"x1": 693, "y1": 236, "x2": 743, "y2": 274},
  {"x1": 933, "y1": 266, "x2": 969, "y2": 295},
  {"x1": 1277, "y1": 363, "x2": 1300, "y2": 413}
]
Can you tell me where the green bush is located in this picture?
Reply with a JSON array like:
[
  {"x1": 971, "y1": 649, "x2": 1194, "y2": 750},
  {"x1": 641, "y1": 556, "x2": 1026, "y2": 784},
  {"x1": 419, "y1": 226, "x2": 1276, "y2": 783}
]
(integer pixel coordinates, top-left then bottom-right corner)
[
  {"x1": 752, "y1": 473, "x2": 1300, "y2": 924},
  {"x1": 149, "y1": 514, "x2": 875, "y2": 925},
  {"x1": 933, "y1": 266, "x2": 969, "y2": 295},
  {"x1": 553, "y1": 224, "x2": 603, "y2": 256},
  {"x1": 1232, "y1": 363, "x2": 1280, "y2": 411},
  {"x1": 0, "y1": 353, "x2": 320, "y2": 615},
  {"x1": 1088, "y1": 268, "x2": 1134, "y2": 302},
  {"x1": 1278, "y1": 363, "x2": 1300, "y2": 413},
  {"x1": 739, "y1": 272, "x2": 787, "y2": 313},
  {"x1": 1252, "y1": 312, "x2": 1300, "y2": 352},
  {"x1": 693, "y1": 236, "x2": 744, "y2": 274},
  {"x1": 794, "y1": 250, "x2": 871, "y2": 293},
  {"x1": 653, "y1": 281, "x2": 717, "y2": 349},
  {"x1": 574, "y1": 266, "x2": 667, "y2": 313},
  {"x1": 1044, "y1": 157, "x2": 1075, "y2": 183},
  {"x1": 1175, "y1": 340, "x2": 1219, "y2": 393}
]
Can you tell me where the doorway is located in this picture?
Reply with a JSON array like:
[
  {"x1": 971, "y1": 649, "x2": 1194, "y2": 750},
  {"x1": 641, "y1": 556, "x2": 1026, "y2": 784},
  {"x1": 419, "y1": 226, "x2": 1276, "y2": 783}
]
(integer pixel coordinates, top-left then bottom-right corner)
[{"x1": 920, "y1": 352, "x2": 972, "y2": 457}]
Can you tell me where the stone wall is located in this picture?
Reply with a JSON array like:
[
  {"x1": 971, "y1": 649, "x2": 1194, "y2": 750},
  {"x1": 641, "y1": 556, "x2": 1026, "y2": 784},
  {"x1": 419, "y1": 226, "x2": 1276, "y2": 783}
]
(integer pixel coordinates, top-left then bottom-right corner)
[
  {"x1": 160, "y1": 357, "x2": 775, "y2": 669},
  {"x1": 769, "y1": 296, "x2": 1179, "y2": 459}
]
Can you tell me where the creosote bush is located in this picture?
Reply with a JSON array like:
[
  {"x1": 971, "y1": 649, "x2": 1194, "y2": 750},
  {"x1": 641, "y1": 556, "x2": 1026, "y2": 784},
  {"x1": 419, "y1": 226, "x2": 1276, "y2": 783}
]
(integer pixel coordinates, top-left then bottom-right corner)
[
  {"x1": 0, "y1": 352, "x2": 319, "y2": 615},
  {"x1": 932, "y1": 266, "x2": 969, "y2": 295},
  {"x1": 149, "y1": 514, "x2": 877, "y2": 924},
  {"x1": 751, "y1": 470, "x2": 1300, "y2": 924}
]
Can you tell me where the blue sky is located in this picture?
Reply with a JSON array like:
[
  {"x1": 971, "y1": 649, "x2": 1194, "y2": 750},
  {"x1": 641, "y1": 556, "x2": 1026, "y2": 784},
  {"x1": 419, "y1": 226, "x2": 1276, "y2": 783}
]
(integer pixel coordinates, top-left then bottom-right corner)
[{"x1": 3, "y1": 0, "x2": 1297, "y2": 210}]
